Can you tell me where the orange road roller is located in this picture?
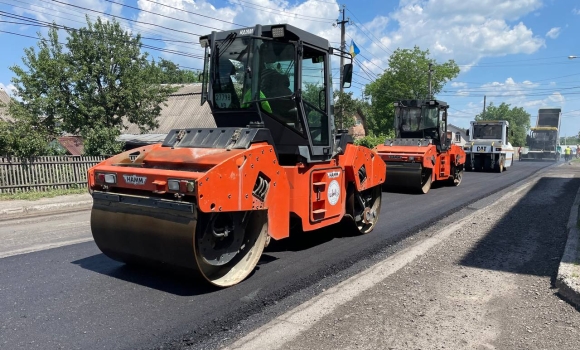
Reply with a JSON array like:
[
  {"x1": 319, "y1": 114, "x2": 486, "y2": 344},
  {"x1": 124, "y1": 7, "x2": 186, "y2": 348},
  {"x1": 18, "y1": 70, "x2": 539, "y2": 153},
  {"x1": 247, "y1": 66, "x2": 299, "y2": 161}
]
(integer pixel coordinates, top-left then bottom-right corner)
[{"x1": 87, "y1": 24, "x2": 386, "y2": 287}]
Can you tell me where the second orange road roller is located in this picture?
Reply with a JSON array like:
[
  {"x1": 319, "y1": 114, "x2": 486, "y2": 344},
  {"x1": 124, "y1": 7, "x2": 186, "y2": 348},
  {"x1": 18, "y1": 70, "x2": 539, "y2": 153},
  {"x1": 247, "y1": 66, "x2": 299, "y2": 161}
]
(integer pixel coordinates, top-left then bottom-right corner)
[
  {"x1": 374, "y1": 99, "x2": 466, "y2": 194},
  {"x1": 87, "y1": 24, "x2": 386, "y2": 287}
]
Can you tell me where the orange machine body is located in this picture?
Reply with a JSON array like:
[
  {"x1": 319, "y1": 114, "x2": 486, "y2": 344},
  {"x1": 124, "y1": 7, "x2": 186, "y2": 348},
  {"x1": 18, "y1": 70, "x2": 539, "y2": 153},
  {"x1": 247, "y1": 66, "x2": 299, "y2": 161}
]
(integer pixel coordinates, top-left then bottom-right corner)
[
  {"x1": 88, "y1": 138, "x2": 385, "y2": 241},
  {"x1": 374, "y1": 141, "x2": 465, "y2": 183}
]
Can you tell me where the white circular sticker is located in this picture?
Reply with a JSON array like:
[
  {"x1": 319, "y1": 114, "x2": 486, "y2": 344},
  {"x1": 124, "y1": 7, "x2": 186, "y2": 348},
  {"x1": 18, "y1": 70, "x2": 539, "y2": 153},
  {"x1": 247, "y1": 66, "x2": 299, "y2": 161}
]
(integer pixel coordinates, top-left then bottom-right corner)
[{"x1": 327, "y1": 180, "x2": 340, "y2": 206}]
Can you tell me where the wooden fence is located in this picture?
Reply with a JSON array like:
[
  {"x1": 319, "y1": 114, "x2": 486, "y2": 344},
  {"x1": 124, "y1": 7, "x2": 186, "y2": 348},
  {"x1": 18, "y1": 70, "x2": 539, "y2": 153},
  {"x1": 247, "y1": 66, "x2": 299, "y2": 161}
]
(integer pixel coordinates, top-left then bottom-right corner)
[{"x1": 0, "y1": 156, "x2": 107, "y2": 193}]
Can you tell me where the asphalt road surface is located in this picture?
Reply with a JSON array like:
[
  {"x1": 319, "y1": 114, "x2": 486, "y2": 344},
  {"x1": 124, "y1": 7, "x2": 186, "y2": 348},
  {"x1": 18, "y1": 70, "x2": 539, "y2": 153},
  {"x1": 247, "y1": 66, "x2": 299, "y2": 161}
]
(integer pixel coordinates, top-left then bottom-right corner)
[{"x1": 0, "y1": 161, "x2": 556, "y2": 350}]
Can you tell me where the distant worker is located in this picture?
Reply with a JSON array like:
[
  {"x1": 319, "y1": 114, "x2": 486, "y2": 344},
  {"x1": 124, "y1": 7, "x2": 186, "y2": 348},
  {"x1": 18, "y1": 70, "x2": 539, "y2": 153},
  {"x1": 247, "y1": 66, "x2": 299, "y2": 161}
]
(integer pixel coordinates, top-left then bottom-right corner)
[
  {"x1": 565, "y1": 146, "x2": 571, "y2": 161},
  {"x1": 557, "y1": 144, "x2": 562, "y2": 161},
  {"x1": 576, "y1": 145, "x2": 580, "y2": 159},
  {"x1": 518, "y1": 147, "x2": 522, "y2": 161}
]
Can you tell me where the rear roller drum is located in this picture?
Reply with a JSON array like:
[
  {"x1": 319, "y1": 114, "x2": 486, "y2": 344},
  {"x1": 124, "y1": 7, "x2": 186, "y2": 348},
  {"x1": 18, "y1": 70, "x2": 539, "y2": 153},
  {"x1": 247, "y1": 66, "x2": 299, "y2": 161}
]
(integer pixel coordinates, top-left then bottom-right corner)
[
  {"x1": 195, "y1": 210, "x2": 268, "y2": 287},
  {"x1": 420, "y1": 170, "x2": 432, "y2": 194},
  {"x1": 353, "y1": 186, "x2": 382, "y2": 234},
  {"x1": 90, "y1": 195, "x2": 267, "y2": 288},
  {"x1": 447, "y1": 167, "x2": 463, "y2": 186}
]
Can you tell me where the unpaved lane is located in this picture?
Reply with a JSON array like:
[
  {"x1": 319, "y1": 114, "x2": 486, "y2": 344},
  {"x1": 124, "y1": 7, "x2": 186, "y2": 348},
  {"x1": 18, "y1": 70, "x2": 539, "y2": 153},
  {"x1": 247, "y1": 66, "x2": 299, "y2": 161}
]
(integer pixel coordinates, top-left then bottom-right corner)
[
  {"x1": 225, "y1": 166, "x2": 580, "y2": 350},
  {"x1": 0, "y1": 211, "x2": 91, "y2": 258}
]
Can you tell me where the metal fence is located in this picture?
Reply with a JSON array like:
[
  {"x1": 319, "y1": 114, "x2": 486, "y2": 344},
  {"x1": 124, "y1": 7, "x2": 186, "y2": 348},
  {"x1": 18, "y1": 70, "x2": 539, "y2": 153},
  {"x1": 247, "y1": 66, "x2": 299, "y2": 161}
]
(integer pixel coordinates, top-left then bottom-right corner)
[{"x1": 0, "y1": 156, "x2": 106, "y2": 193}]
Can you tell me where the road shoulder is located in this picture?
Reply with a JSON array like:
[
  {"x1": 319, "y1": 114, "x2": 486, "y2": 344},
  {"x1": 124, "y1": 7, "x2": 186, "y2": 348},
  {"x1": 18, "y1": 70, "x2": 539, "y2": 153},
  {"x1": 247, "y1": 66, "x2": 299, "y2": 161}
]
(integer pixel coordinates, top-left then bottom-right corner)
[
  {"x1": 556, "y1": 164, "x2": 580, "y2": 307},
  {"x1": 220, "y1": 164, "x2": 580, "y2": 350}
]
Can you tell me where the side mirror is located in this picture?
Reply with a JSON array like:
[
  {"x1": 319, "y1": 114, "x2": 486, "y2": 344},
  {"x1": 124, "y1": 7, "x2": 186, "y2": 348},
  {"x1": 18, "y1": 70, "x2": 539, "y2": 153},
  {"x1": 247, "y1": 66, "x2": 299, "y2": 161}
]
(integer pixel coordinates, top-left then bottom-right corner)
[
  {"x1": 342, "y1": 63, "x2": 353, "y2": 88},
  {"x1": 466, "y1": 129, "x2": 470, "y2": 137}
]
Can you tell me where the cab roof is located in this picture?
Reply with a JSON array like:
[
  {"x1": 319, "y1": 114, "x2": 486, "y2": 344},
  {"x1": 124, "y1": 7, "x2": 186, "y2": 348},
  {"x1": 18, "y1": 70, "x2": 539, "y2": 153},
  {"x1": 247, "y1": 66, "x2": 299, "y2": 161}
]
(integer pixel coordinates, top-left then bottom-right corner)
[{"x1": 200, "y1": 24, "x2": 330, "y2": 51}]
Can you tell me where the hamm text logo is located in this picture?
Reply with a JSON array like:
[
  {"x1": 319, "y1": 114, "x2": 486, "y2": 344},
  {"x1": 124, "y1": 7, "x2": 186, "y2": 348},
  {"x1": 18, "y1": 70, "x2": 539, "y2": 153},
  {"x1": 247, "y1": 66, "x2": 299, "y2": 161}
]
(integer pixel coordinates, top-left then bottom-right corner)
[{"x1": 123, "y1": 175, "x2": 147, "y2": 185}]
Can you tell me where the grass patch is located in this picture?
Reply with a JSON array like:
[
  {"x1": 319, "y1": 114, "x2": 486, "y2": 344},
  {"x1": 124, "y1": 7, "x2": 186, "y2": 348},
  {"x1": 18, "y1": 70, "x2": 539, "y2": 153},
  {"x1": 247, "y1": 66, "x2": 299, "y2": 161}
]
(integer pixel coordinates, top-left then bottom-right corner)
[{"x1": 0, "y1": 187, "x2": 88, "y2": 201}]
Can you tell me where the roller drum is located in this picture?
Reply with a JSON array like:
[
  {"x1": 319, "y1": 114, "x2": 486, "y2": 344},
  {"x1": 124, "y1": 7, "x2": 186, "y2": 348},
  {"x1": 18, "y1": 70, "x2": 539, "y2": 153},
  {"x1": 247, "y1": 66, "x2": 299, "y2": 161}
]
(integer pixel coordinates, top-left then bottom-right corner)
[
  {"x1": 90, "y1": 191, "x2": 267, "y2": 287},
  {"x1": 383, "y1": 162, "x2": 424, "y2": 190}
]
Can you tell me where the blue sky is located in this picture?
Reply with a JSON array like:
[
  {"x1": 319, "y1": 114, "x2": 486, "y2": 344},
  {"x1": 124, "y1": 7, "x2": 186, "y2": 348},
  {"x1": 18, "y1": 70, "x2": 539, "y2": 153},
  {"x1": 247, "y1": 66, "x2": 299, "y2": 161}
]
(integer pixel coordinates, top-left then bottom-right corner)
[{"x1": 0, "y1": 0, "x2": 579, "y2": 135}]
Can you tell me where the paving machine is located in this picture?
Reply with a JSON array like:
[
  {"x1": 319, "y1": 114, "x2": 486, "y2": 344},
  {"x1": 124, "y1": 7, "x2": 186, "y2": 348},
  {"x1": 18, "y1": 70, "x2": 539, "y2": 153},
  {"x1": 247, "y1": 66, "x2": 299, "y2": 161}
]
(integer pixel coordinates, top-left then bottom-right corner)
[
  {"x1": 521, "y1": 107, "x2": 561, "y2": 161},
  {"x1": 87, "y1": 24, "x2": 385, "y2": 287},
  {"x1": 374, "y1": 99, "x2": 465, "y2": 194},
  {"x1": 464, "y1": 120, "x2": 514, "y2": 172}
]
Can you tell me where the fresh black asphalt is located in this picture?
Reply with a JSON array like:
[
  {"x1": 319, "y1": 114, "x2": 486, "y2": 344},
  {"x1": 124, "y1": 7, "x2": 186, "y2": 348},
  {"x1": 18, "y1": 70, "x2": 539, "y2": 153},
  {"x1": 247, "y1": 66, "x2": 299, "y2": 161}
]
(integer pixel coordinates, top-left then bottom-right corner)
[{"x1": 0, "y1": 161, "x2": 557, "y2": 350}]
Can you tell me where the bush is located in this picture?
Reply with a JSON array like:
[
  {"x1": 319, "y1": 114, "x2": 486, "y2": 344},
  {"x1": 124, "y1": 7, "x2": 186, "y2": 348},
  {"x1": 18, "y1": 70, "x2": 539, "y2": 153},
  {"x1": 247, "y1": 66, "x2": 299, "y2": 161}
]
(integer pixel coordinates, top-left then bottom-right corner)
[
  {"x1": 82, "y1": 126, "x2": 125, "y2": 156},
  {"x1": 355, "y1": 131, "x2": 395, "y2": 149}
]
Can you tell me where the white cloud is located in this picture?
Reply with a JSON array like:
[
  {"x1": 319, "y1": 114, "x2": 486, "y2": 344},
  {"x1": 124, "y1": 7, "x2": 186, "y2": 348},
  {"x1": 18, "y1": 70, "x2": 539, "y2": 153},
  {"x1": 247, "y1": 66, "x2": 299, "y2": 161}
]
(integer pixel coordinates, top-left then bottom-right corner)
[
  {"x1": 546, "y1": 27, "x2": 560, "y2": 39},
  {"x1": 349, "y1": 0, "x2": 545, "y2": 75},
  {"x1": 573, "y1": 8, "x2": 580, "y2": 15},
  {"x1": 0, "y1": 83, "x2": 17, "y2": 97}
]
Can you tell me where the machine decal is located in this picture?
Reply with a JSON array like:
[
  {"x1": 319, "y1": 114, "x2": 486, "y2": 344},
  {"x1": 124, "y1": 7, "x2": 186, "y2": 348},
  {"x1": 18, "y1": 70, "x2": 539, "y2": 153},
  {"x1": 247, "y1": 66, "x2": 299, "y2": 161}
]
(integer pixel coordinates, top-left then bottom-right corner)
[
  {"x1": 327, "y1": 180, "x2": 340, "y2": 205},
  {"x1": 327, "y1": 171, "x2": 340, "y2": 178},
  {"x1": 123, "y1": 175, "x2": 147, "y2": 185},
  {"x1": 215, "y1": 93, "x2": 232, "y2": 108},
  {"x1": 239, "y1": 28, "x2": 253, "y2": 35},
  {"x1": 476, "y1": 146, "x2": 486, "y2": 152}
]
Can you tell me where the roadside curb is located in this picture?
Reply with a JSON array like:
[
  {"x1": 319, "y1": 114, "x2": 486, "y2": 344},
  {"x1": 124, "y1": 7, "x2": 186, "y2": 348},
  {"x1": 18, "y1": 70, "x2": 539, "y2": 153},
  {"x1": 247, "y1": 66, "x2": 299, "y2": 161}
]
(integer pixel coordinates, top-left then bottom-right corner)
[
  {"x1": 0, "y1": 200, "x2": 93, "y2": 222},
  {"x1": 556, "y1": 182, "x2": 580, "y2": 308}
]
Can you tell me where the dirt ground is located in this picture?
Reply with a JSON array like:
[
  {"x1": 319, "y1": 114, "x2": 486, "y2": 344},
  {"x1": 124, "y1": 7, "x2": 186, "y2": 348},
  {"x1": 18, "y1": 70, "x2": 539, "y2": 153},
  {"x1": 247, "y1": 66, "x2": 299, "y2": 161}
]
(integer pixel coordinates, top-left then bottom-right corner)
[{"x1": 264, "y1": 166, "x2": 580, "y2": 350}]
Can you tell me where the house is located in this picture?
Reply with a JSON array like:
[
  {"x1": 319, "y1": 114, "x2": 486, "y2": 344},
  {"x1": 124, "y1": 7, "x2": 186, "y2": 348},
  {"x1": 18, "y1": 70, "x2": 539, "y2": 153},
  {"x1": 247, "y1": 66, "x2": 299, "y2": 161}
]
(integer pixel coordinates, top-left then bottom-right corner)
[
  {"x1": 0, "y1": 88, "x2": 13, "y2": 122},
  {"x1": 120, "y1": 84, "x2": 214, "y2": 148},
  {"x1": 121, "y1": 83, "x2": 369, "y2": 146},
  {"x1": 50, "y1": 136, "x2": 85, "y2": 156},
  {"x1": 348, "y1": 110, "x2": 366, "y2": 140},
  {"x1": 447, "y1": 123, "x2": 468, "y2": 146}
]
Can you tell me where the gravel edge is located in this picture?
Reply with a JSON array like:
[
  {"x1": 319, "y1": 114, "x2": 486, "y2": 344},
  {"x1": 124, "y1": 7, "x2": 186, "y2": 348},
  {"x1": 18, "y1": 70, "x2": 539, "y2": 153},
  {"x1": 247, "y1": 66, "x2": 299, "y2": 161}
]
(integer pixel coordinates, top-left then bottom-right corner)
[{"x1": 556, "y1": 182, "x2": 580, "y2": 307}]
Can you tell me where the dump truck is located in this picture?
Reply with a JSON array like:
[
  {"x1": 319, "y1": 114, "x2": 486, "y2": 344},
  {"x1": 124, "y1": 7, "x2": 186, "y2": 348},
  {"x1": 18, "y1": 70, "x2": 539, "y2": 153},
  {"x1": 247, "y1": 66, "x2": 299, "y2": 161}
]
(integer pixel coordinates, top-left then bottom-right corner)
[
  {"x1": 374, "y1": 99, "x2": 466, "y2": 194},
  {"x1": 521, "y1": 107, "x2": 561, "y2": 161},
  {"x1": 464, "y1": 120, "x2": 514, "y2": 172},
  {"x1": 86, "y1": 24, "x2": 386, "y2": 287}
]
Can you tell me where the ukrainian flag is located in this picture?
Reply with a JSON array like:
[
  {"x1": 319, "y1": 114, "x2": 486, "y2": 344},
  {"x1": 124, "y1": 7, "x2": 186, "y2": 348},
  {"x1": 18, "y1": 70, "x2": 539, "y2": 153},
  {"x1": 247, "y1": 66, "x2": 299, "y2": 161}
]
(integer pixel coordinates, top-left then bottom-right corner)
[{"x1": 350, "y1": 40, "x2": 360, "y2": 58}]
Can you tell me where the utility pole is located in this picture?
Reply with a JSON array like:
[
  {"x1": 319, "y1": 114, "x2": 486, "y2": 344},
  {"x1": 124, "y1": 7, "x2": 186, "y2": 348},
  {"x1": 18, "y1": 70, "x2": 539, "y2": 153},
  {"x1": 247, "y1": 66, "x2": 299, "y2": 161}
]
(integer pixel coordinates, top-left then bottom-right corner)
[
  {"x1": 483, "y1": 95, "x2": 486, "y2": 118},
  {"x1": 335, "y1": 4, "x2": 349, "y2": 129}
]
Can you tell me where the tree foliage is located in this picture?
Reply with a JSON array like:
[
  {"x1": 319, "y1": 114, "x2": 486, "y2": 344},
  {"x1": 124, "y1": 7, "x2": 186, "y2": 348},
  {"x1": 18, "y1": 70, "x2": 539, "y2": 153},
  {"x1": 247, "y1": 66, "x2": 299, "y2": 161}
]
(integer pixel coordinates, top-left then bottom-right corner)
[
  {"x1": 152, "y1": 58, "x2": 200, "y2": 84},
  {"x1": 333, "y1": 91, "x2": 356, "y2": 130},
  {"x1": 9, "y1": 16, "x2": 178, "y2": 156},
  {"x1": 0, "y1": 100, "x2": 63, "y2": 158},
  {"x1": 365, "y1": 46, "x2": 460, "y2": 136},
  {"x1": 475, "y1": 102, "x2": 531, "y2": 146}
]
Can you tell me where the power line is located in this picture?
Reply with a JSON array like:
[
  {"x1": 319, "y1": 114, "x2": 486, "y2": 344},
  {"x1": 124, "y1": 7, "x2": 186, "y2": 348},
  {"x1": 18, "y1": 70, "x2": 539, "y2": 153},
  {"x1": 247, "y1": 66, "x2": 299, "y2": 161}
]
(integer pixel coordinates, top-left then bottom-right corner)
[
  {"x1": 49, "y1": 0, "x2": 202, "y2": 36},
  {"x1": 231, "y1": 0, "x2": 335, "y2": 23},
  {"x1": 141, "y1": 0, "x2": 246, "y2": 27},
  {"x1": 347, "y1": 12, "x2": 392, "y2": 56},
  {"x1": 0, "y1": 15, "x2": 204, "y2": 60},
  {"x1": 234, "y1": 0, "x2": 336, "y2": 21},
  {"x1": 14, "y1": 0, "x2": 199, "y2": 47},
  {"x1": 102, "y1": 0, "x2": 224, "y2": 31}
]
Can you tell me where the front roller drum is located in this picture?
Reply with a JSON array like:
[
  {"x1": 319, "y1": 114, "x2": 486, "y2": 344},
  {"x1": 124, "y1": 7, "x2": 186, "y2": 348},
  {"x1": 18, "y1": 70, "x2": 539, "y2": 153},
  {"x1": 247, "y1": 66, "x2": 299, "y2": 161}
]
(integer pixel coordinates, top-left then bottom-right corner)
[
  {"x1": 90, "y1": 192, "x2": 268, "y2": 287},
  {"x1": 383, "y1": 162, "x2": 432, "y2": 194}
]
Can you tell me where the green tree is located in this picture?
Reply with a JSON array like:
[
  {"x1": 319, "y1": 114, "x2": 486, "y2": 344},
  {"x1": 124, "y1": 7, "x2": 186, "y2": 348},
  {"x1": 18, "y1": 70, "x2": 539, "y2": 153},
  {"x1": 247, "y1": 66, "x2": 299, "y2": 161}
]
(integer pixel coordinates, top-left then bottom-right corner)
[
  {"x1": 0, "y1": 101, "x2": 60, "y2": 158},
  {"x1": 9, "y1": 16, "x2": 178, "y2": 156},
  {"x1": 365, "y1": 46, "x2": 460, "y2": 136},
  {"x1": 334, "y1": 90, "x2": 356, "y2": 130},
  {"x1": 475, "y1": 102, "x2": 531, "y2": 146},
  {"x1": 153, "y1": 58, "x2": 200, "y2": 84}
]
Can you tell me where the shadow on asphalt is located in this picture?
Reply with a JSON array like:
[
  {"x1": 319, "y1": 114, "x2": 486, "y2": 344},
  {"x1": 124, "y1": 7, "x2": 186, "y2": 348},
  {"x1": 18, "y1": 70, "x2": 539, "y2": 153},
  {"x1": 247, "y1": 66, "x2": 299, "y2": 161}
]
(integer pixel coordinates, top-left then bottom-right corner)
[
  {"x1": 459, "y1": 176, "x2": 580, "y2": 285},
  {"x1": 72, "y1": 254, "x2": 221, "y2": 296},
  {"x1": 265, "y1": 218, "x2": 362, "y2": 253}
]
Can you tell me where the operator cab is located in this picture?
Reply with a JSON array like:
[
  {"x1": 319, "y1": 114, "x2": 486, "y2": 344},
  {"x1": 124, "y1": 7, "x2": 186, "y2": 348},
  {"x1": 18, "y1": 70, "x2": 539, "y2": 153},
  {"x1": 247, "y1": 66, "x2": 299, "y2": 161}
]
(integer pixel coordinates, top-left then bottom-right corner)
[
  {"x1": 199, "y1": 24, "x2": 353, "y2": 165},
  {"x1": 393, "y1": 99, "x2": 449, "y2": 151}
]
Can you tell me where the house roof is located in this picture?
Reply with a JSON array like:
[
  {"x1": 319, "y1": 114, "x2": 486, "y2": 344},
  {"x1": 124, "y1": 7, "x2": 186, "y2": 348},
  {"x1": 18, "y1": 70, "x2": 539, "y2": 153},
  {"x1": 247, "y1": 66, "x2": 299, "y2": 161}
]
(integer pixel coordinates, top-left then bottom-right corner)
[
  {"x1": 118, "y1": 133, "x2": 167, "y2": 145},
  {"x1": 56, "y1": 136, "x2": 84, "y2": 156},
  {"x1": 447, "y1": 123, "x2": 467, "y2": 133},
  {"x1": 123, "y1": 84, "x2": 215, "y2": 134},
  {"x1": 0, "y1": 88, "x2": 13, "y2": 122}
]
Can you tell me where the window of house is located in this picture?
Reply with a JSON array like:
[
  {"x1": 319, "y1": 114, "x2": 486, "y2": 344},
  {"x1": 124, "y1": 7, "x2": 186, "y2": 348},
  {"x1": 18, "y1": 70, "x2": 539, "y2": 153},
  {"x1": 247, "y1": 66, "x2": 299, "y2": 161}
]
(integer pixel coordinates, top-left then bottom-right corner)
[{"x1": 455, "y1": 132, "x2": 461, "y2": 142}]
